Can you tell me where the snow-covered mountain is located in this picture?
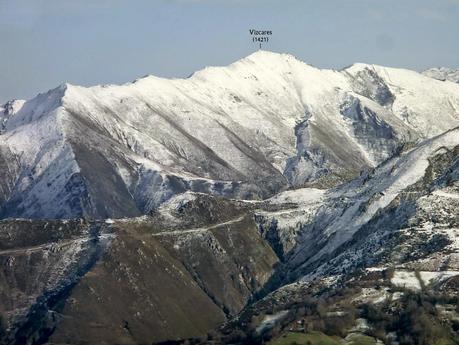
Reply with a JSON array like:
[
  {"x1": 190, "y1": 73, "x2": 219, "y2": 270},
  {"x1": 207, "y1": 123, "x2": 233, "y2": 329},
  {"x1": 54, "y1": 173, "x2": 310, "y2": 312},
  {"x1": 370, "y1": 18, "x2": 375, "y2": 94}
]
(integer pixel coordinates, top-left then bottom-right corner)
[
  {"x1": 423, "y1": 67, "x2": 459, "y2": 83},
  {"x1": 1, "y1": 51, "x2": 458, "y2": 219},
  {"x1": 1, "y1": 51, "x2": 459, "y2": 344},
  {"x1": 257, "y1": 127, "x2": 459, "y2": 281},
  {"x1": 1, "y1": 127, "x2": 458, "y2": 344}
]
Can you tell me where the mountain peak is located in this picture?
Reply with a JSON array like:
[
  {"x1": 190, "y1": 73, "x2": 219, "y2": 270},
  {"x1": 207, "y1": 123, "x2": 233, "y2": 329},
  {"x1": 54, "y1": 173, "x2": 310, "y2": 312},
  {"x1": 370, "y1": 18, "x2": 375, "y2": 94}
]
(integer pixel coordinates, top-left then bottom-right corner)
[
  {"x1": 243, "y1": 49, "x2": 296, "y2": 60},
  {"x1": 0, "y1": 83, "x2": 69, "y2": 132},
  {"x1": 239, "y1": 49, "x2": 313, "y2": 70}
]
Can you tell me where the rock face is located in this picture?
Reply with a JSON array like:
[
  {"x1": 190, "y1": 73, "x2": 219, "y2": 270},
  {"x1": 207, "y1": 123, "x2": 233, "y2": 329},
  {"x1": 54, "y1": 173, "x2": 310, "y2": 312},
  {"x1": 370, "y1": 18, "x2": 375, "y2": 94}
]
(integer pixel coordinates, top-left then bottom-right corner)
[
  {"x1": 1, "y1": 51, "x2": 459, "y2": 219},
  {"x1": 0, "y1": 52, "x2": 458, "y2": 344},
  {"x1": 423, "y1": 67, "x2": 459, "y2": 83}
]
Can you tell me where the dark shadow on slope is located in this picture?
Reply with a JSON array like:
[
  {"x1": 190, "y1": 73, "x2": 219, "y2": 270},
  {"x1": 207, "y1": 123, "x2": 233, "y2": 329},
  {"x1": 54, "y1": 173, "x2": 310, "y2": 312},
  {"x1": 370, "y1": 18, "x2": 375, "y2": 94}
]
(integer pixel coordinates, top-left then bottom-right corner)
[{"x1": 8, "y1": 223, "x2": 111, "y2": 345}]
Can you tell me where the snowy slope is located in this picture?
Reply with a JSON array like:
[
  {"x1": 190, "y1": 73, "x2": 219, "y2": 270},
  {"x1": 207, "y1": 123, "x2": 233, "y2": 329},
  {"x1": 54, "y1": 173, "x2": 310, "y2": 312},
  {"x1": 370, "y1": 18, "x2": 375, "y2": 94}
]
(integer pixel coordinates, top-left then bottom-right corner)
[
  {"x1": 423, "y1": 67, "x2": 459, "y2": 84},
  {"x1": 345, "y1": 64, "x2": 459, "y2": 137},
  {"x1": 1, "y1": 51, "x2": 459, "y2": 219},
  {"x1": 259, "y1": 127, "x2": 459, "y2": 282}
]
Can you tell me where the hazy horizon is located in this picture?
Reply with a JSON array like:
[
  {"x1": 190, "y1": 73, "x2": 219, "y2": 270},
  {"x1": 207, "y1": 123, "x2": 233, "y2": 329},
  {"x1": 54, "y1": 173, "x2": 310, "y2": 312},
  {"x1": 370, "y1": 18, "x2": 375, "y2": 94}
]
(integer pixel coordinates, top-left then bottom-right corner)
[{"x1": 1, "y1": 0, "x2": 458, "y2": 103}]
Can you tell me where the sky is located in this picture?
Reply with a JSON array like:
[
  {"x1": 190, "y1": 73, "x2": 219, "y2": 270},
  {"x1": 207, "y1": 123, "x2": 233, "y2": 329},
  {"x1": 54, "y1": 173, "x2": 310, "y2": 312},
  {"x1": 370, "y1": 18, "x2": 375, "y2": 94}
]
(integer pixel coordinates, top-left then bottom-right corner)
[{"x1": 1, "y1": 0, "x2": 459, "y2": 103}]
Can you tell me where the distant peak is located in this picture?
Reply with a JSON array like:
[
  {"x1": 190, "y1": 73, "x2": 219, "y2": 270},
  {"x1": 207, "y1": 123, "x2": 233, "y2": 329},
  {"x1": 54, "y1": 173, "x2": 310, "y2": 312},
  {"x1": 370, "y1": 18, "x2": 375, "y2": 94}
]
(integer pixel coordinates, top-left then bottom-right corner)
[
  {"x1": 0, "y1": 99, "x2": 26, "y2": 121},
  {"x1": 245, "y1": 49, "x2": 283, "y2": 57},
  {"x1": 59, "y1": 82, "x2": 74, "y2": 91},
  {"x1": 422, "y1": 67, "x2": 459, "y2": 83}
]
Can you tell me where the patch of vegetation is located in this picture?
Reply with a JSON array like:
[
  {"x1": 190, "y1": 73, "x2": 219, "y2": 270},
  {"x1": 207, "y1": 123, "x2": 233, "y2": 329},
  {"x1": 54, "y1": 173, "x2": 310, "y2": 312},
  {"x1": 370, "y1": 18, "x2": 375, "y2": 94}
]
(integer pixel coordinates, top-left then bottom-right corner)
[
  {"x1": 346, "y1": 334, "x2": 377, "y2": 345},
  {"x1": 361, "y1": 289, "x2": 459, "y2": 345},
  {"x1": 407, "y1": 233, "x2": 452, "y2": 262},
  {"x1": 269, "y1": 331, "x2": 341, "y2": 345},
  {"x1": 193, "y1": 274, "x2": 459, "y2": 345},
  {"x1": 216, "y1": 288, "x2": 361, "y2": 344}
]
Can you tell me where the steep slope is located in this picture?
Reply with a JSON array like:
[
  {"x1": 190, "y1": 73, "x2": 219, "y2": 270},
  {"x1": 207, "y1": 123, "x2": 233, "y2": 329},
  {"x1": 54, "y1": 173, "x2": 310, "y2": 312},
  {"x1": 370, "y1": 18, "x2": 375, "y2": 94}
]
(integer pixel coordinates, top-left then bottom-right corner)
[
  {"x1": 345, "y1": 64, "x2": 459, "y2": 137},
  {"x1": 0, "y1": 128, "x2": 458, "y2": 344},
  {"x1": 213, "y1": 128, "x2": 459, "y2": 344},
  {"x1": 255, "y1": 127, "x2": 459, "y2": 285},
  {"x1": 0, "y1": 195, "x2": 283, "y2": 344},
  {"x1": 1, "y1": 51, "x2": 459, "y2": 219}
]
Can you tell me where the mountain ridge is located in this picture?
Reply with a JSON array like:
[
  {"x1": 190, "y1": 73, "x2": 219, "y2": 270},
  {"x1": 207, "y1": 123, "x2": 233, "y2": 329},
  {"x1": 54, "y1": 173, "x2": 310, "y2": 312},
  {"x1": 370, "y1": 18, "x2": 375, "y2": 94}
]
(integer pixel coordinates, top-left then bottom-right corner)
[
  {"x1": 1, "y1": 50, "x2": 458, "y2": 219},
  {"x1": 1, "y1": 51, "x2": 459, "y2": 344}
]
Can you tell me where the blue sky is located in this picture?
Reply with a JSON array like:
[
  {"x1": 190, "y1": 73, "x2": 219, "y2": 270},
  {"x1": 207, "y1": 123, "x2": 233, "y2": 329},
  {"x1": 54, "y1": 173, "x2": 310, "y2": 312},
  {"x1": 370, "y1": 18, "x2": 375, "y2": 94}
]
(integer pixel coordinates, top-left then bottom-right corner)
[{"x1": 1, "y1": 0, "x2": 458, "y2": 102}]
